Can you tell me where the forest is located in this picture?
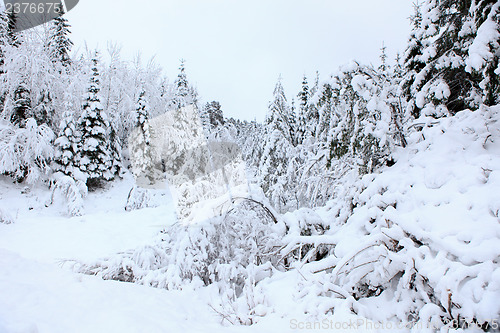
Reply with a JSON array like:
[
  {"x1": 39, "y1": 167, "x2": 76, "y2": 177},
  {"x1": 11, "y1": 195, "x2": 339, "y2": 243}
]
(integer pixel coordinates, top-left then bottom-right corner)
[{"x1": 0, "y1": 1, "x2": 499, "y2": 332}]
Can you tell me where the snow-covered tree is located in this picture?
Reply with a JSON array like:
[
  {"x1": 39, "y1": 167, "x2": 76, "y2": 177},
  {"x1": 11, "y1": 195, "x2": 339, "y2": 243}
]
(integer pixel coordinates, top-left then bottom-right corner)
[
  {"x1": 53, "y1": 110, "x2": 79, "y2": 177},
  {"x1": 129, "y1": 89, "x2": 155, "y2": 185},
  {"x1": 47, "y1": 5, "x2": 73, "y2": 67},
  {"x1": 201, "y1": 101, "x2": 224, "y2": 130},
  {"x1": 0, "y1": 118, "x2": 54, "y2": 183},
  {"x1": 326, "y1": 63, "x2": 392, "y2": 175},
  {"x1": 76, "y1": 56, "x2": 116, "y2": 188},
  {"x1": 405, "y1": 0, "x2": 500, "y2": 117},
  {"x1": 10, "y1": 84, "x2": 31, "y2": 127},
  {"x1": 295, "y1": 75, "x2": 309, "y2": 144},
  {"x1": 266, "y1": 76, "x2": 295, "y2": 145},
  {"x1": 169, "y1": 60, "x2": 198, "y2": 110}
]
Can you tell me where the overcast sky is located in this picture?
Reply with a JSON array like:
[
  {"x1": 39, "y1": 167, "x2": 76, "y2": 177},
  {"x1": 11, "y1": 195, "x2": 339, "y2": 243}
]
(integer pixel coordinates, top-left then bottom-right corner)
[{"x1": 66, "y1": 0, "x2": 413, "y2": 121}]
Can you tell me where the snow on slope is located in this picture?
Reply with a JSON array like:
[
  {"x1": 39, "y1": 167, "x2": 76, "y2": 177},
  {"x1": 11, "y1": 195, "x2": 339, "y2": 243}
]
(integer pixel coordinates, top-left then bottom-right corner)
[{"x1": 281, "y1": 106, "x2": 500, "y2": 329}]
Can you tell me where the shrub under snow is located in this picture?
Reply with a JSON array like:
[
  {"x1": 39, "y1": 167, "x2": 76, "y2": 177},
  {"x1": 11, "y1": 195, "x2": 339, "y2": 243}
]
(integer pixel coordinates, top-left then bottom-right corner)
[{"x1": 49, "y1": 175, "x2": 88, "y2": 217}]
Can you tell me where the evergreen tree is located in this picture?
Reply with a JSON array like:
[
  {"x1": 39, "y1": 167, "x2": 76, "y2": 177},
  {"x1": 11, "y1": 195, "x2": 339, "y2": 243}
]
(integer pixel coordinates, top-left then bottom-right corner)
[
  {"x1": 170, "y1": 60, "x2": 196, "y2": 109},
  {"x1": 0, "y1": 12, "x2": 9, "y2": 72},
  {"x1": 47, "y1": 4, "x2": 73, "y2": 67},
  {"x1": 405, "y1": 0, "x2": 500, "y2": 117},
  {"x1": 315, "y1": 83, "x2": 334, "y2": 144},
  {"x1": 10, "y1": 84, "x2": 31, "y2": 127},
  {"x1": 6, "y1": 10, "x2": 20, "y2": 47},
  {"x1": 201, "y1": 101, "x2": 225, "y2": 130},
  {"x1": 76, "y1": 56, "x2": 115, "y2": 188},
  {"x1": 107, "y1": 122, "x2": 122, "y2": 178},
  {"x1": 266, "y1": 76, "x2": 295, "y2": 145},
  {"x1": 401, "y1": 1, "x2": 426, "y2": 118},
  {"x1": 129, "y1": 89, "x2": 155, "y2": 185},
  {"x1": 305, "y1": 72, "x2": 320, "y2": 141},
  {"x1": 53, "y1": 110, "x2": 79, "y2": 177},
  {"x1": 378, "y1": 42, "x2": 389, "y2": 74},
  {"x1": 465, "y1": 0, "x2": 500, "y2": 106},
  {"x1": 326, "y1": 63, "x2": 392, "y2": 174},
  {"x1": 296, "y1": 75, "x2": 309, "y2": 144}
]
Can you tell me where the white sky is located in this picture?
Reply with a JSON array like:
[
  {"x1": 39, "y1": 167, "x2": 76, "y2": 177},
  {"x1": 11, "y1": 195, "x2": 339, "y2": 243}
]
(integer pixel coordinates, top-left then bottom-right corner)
[{"x1": 66, "y1": 0, "x2": 413, "y2": 121}]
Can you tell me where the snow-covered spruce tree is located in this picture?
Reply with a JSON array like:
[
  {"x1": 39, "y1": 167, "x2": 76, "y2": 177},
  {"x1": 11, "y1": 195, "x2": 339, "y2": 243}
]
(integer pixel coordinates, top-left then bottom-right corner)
[
  {"x1": 51, "y1": 110, "x2": 88, "y2": 217},
  {"x1": 305, "y1": 72, "x2": 320, "y2": 142},
  {"x1": 10, "y1": 83, "x2": 31, "y2": 127},
  {"x1": 465, "y1": 0, "x2": 500, "y2": 107},
  {"x1": 295, "y1": 75, "x2": 309, "y2": 145},
  {"x1": 326, "y1": 62, "x2": 393, "y2": 175},
  {"x1": 47, "y1": 4, "x2": 73, "y2": 67},
  {"x1": 53, "y1": 110, "x2": 80, "y2": 177},
  {"x1": 168, "y1": 60, "x2": 198, "y2": 110},
  {"x1": 201, "y1": 101, "x2": 224, "y2": 131},
  {"x1": 129, "y1": 89, "x2": 155, "y2": 186},
  {"x1": 6, "y1": 10, "x2": 20, "y2": 48},
  {"x1": 315, "y1": 82, "x2": 335, "y2": 145},
  {"x1": 406, "y1": 0, "x2": 500, "y2": 118},
  {"x1": 76, "y1": 56, "x2": 118, "y2": 188},
  {"x1": 258, "y1": 78, "x2": 298, "y2": 212},
  {"x1": 267, "y1": 76, "x2": 296, "y2": 145},
  {"x1": 0, "y1": 12, "x2": 9, "y2": 73},
  {"x1": 401, "y1": 2, "x2": 426, "y2": 119}
]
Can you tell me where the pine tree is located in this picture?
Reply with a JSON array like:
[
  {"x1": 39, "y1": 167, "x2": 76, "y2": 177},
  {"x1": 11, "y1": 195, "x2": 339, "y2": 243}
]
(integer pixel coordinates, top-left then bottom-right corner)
[
  {"x1": 76, "y1": 55, "x2": 115, "y2": 188},
  {"x1": 296, "y1": 75, "x2": 309, "y2": 144},
  {"x1": 465, "y1": 0, "x2": 500, "y2": 106},
  {"x1": 170, "y1": 60, "x2": 192, "y2": 109},
  {"x1": 47, "y1": 4, "x2": 73, "y2": 67},
  {"x1": 267, "y1": 76, "x2": 295, "y2": 145},
  {"x1": 201, "y1": 101, "x2": 224, "y2": 130},
  {"x1": 401, "y1": 1, "x2": 426, "y2": 118},
  {"x1": 6, "y1": 11, "x2": 20, "y2": 47},
  {"x1": 378, "y1": 42, "x2": 389, "y2": 74},
  {"x1": 53, "y1": 110, "x2": 79, "y2": 177},
  {"x1": 404, "y1": 0, "x2": 499, "y2": 116},
  {"x1": 10, "y1": 84, "x2": 31, "y2": 127},
  {"x1": 129, "y1": 89, "x2": 155, "y2": 185}
]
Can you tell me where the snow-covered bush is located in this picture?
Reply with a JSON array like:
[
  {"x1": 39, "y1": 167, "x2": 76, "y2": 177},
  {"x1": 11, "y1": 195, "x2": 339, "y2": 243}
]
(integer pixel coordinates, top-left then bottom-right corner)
[
  {"x1": 0, "y1": 206, "x2": 15, "y2": 224},
  {"x1": 124, "y1": 186, "x2": 152, "y2": 211},
  {"x1": 49, "y1": 175, "x2": 88, "y2": 217},
  {"x1": 0, "y1": 119, "x2": 54, "y2": 184},
  {"x1": 70, "y1": 197, "x2": 282, "y2": 292}
]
